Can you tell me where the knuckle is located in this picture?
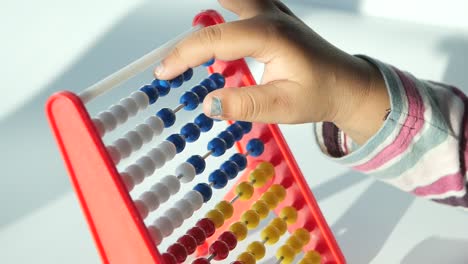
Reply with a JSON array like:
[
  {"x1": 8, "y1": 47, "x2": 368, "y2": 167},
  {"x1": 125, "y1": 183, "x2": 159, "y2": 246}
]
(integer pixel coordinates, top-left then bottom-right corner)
[
  {"x1": 239, "y1": 91, "x2": 260, "y2": 121},
  {"x1": 198, "y1": 25, "x2": 223, "y2": 45}
]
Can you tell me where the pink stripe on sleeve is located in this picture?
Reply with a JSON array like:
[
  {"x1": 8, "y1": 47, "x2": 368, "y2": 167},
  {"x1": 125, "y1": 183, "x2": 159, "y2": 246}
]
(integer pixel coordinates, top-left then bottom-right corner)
[
  {"x1": 412, "y1": 172, "x2": 465, "y2": 196},
  {"x1": 353, "y1": 69, "x2": 425, "y2": 172}
]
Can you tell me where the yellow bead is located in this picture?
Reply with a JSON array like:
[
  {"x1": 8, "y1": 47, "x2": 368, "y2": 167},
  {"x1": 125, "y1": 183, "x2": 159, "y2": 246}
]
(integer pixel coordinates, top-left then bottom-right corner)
[
  {"x1": 235, "y1": 182, "x2": 254, "y2": 200},
  {"x1": 279, "y1": 206, "x2": 298, "y2": 225},
  {"x1": 241, "y1": 210, "x2": 260, "y2": 229},
  {"x1": 276, "y1": 245, "x2": 296, "y2": 264},
  {"x1": 215, "y1": 201, "x2": 234, "y2": 220},
  {"x1": 268, "y1": 184, "x2": 286, "y2": 201},
  {"x1": 299, "y1": 251, "x2": 321, "y2": 264},
  {"x1": 260, "y1": 225, "x2": 281, "y2": 245},
  {"x1": 292, "y1": 228, "x2": 311, "y2": 245},
  {"x1": 286, "y1": 235, "x2": 304, "y2": 254},
  {"x1": 246, "y1": 241, "x2": 266, "y2": 260},
  {"x1": 249, "y1": 169, "x2": 268, "y2": 188},
  {"x1": 257, "y1": 162, "x2": 275, "y2": 178},
  {"x1": 229, "y1": 222, "x2": 248, "y2": 241},
  {"x1": 205, "y1": 209, "x2": 224, "y2": 228},
  {"x1": 252, "y1": 200, "x2": 270, "y2": 219},
  {"x1": 260, "y1": 191, "x2": 279, "y2": 209},
  {"x1": 237, "y1": 252, "x2": 257, "y2": 264},
  {"x1": 270, "y1": 217, "x2": 287, "y2": 235}
]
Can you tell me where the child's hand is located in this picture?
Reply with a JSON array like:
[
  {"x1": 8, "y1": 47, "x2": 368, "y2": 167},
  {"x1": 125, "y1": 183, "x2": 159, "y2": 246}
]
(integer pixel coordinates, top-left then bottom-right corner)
[{"x1": 155, "y1": 0, "x2": 389, "y2": 144}]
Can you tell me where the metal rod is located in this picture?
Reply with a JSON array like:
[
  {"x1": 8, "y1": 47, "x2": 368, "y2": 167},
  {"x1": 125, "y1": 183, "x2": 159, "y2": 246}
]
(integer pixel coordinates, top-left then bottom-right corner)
[{"x1": 173, "y1": 104, "x2": 185, "y2": 113}]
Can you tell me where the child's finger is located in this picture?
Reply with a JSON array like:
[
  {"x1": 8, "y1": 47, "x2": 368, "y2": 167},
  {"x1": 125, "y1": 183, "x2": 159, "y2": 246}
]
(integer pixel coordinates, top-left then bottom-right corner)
[
  {"x1": 155, "y1": 19, "x2": 270, "y2": 80},
  {"x1": 202, "y1": 81, "x2": 298, "y2": 123},
  {"x1": 218, "y1": 0, "x2": 276, "y2": 19}
]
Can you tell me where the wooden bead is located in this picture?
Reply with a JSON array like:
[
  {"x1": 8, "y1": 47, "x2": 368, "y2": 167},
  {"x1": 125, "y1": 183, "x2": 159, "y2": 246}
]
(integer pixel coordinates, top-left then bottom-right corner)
[
  {"x1": 261, "y1": 225, "x2": 280, "y2": 245},
  {"x1": 260, "y1": 191, "x2": 279, "y2": 210},
  {"x1": 236, "y1": 252, "x2": 257, "y2": 264},
  {"x1": 246, "y1": 241, "x2": 266, "y2": 260},
  {"x1": 215, "y1": 201, "x2": 234, "y2": 219},
  {"x1": 249, "y1": 169, "x2": 268, "y2": 188},
  {"x1": 252, "y1": 200, "x2": 270, "y2": 220},
  {"x1": 229, "y1": 222, "x2": 248, "y2": 241},
  {"x1": 276, "y1": 245, "x2": 296, "y2": 264},
  {"x1": 279, "y1": 206, "x2": 298, "y2": 225},
  {"x1": 235, "y1": 182, "x2": 254, "y2": 200},
  {"x1": 241, "y1": 210, "x2": 260, "y2": 229},
  {"x1": 205, "y1": 209, "x2": 225, "y2": 228}
]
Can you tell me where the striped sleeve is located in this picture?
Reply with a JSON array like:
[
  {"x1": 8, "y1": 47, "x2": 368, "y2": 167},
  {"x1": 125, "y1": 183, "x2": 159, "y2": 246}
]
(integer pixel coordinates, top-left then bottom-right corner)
[{"x1": 314, "y1": 56, "x2": 468, "y2": 210}]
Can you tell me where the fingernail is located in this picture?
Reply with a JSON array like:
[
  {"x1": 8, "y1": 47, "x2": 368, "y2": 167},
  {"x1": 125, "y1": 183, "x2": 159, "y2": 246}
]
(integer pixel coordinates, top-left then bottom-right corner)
[
  {"x1": 210, "y1": 96, "x2": 223, "y2": 117},
  {"x1": 154, "y1": 62, "x2": 165, "y2": 77}
]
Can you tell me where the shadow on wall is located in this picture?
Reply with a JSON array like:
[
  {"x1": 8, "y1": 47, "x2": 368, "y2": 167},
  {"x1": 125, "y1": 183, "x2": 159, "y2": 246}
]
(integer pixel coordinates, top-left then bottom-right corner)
[
  {"x1": 439, "y1": 36, "x2": 468, "y2": 92},
  {"x1": 401, "y1": 236, "x2": 468, "y2": 264},
  {"x1": 0, "y1": 1, "x2": 212, "y2": 229},
  {"x1": 312, "y1": 171, "x2": 415, "y2": 263}
]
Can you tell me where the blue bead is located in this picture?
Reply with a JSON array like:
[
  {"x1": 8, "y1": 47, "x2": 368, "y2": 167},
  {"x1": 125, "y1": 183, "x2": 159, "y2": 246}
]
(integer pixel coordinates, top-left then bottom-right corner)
[
  {"x1": 183, "y1": 68, "x2": 194, "y2": 81},
  {"x1": 194, "y1": 114, "x2": 214, "y2": 132},
  {"x1": 217, "y1": 131, "x2": 235, "y2": 149},
  {"x1": 221, "y1": 160, "x2": 240, "y2": 180},
  {"x1": 209, "y1": 73, "x2": 226, "y2": 88},
  {"x1": 227, "y1": 123, "x2": 244, "y2": 141},
  {"x1": 208, "y1": 169, "x2": 228, "y2": 189},
  {"x1": 236, "y1": 121, "x2": 252, "y2": 134},
  {"x1": 180, "y1": 123, "x2": 201, "y2": 143},
  {"x1": 179, "y1": 91, "x2": 200, "y2": 111},
  {"x1": 151, "y1": 79, "x2": 171, "y2": 96},
  {"x1": 139, "y1": 85, "x2": 159, "y2": 104},
  {"x1": 156, "y1": 108, "x2": 176, "y2": 128},
  {"x1": 191, "y1": 85, "x2": 209, "y2": 101},
  {"x1": 229, "y1": 153, "x2": 247, "y2": 171},
  {"x1": 207, "y1": 137, "x2": 227, "y2": 157},
  {"x1": 187, "y1": 155, "x2": 206, "y2": 174},
  {"x1": 246, "y1": 138, "x2": 264, "y2": 157},
  {"x1": 193, "y1": 183, "x2": 212, "y2": 203},
  {"x1": 203, "y1": 58, "x2": 215, "y2": 67},
  {"x1": 166, "y1": 134, "x2": 186, "y2": 153},
  {"x1": 170, "y1": 74, "x2": 184, "y2": 88},
  {"x1": 200, "y1": 78, "x2": 217, "y2": 92}
]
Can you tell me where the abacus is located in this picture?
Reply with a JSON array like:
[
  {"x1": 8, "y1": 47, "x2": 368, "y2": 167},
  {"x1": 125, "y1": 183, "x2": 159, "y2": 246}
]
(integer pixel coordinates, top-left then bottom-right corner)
[{"x1": 45, "y1": 10, "x2": 345, "y2": 264}]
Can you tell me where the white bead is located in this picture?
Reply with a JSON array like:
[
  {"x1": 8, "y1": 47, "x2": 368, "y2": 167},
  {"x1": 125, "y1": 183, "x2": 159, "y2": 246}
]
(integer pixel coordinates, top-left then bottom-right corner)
[
  {"x1": 98, "y1": 111, "x2": 117, "y2": 132},
  {"x1": 158, "y1": 141, "x2": 176, "y2": 161},
  {"x1": 113, "y1": 138, "x2": 132, "y2": 159},
  {"x1": 125, "y1": 130, "x2": 143, "y2": 151},
  {"x1": 150, "y1": 182, "x2": 170, "y2": 203},
  {"x1": 175, "y1": 162, "x2": 196, "y2": 183},
  {"x1": 147, "y1": 226, "x2": 163, "y2": 245},
  {"x1": 153, "y1": 216, "x2": 174, "y2": 237},
  {"x1": 133, "y1": 200, "x2": 148, "y2": 218},
  {"x1": 130, "y1": 91, "x2": 149, "y2": 110},
  {"x1": 183, "y1": 190, "x2": 203, "y2": 211},
  {"x1": 119, "y1": 97, "x2": 138, "y2": 117},
  {"x1": 164, "y1": 207, "x2": 184, "y2": 228},
  {"x1": 136, "y1": 156, "x2": 155, "y2": 176},
  {"x1": 135, "y1": 124, "x2": 153, "y2": 143},
  {"x1": 92, "y1": 118, "x2": 105, "y2": 136},
  {"x1": 125, "y1": 164, "x2": 145, "y2": 184},
  {"x1": 109, "y1": 104, "x2": 128, "y2": 124},
  {"x1": 106, "y1": 146, "x2": 121, "y2": 164},
  {"x1": 121, "y1": 173, "x2": 134, "y2": 191},
  {"x1": 160, "y1": 175, "x2": 180, "y2": 195},
  {"x1": 145, "y1": 116, "x2": 164, "y2": 136},
  {"x1": 147, "y1": 148, "x2": 166, "y2": 169},
  {"x1": 174, "y1": 199, "x2": 194, "y2": 219},
  {"x1": 139, "y1": 191, "x2": 160, "y2": 211}
]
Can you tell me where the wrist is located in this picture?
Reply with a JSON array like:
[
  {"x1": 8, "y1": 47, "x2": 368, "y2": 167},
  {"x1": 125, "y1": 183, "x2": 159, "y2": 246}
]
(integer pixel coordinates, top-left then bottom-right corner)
[{"x1": 330, "y1": 56, "x2": 390, "y2": 145}]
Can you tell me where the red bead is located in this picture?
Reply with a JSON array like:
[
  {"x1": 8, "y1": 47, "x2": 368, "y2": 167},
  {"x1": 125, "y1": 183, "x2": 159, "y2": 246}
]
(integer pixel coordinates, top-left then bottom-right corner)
[
  {"x1": 177, "y1": 234, "x2": 198, "y2": 255},
  {"x1": 196, "y1": 218, "x2": 216, "y2": 238},
  {"x1": 161, "y1": 253, "x2": 177, "y2": 264},
  {"x1": 218, "y1": 231, "x2": 238, "y2": 250},
  {"x1": 209, "y1": 240, "x2": 230, "y2": 260},
  {"x1": 167, "y1": 243, "x2": 188, "y2": 263},
  {"x1": 187, "y1": 226, "x2": 207, "y2": 245},
  {"x1": 192, "y1": 258, "x2": 210, "y2": 264}
]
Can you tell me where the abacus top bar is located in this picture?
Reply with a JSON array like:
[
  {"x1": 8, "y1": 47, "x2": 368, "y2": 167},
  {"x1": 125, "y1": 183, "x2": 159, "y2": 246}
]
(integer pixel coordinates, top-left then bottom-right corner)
[{"x1": 79, "y1": 25, "x2": 202, "y2": 104}]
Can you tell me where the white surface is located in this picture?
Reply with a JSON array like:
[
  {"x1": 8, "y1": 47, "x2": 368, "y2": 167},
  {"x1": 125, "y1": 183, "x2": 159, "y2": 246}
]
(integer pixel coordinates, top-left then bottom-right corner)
[{"x1": 1, "y1": 1, "x2": 468, "y2": 264}]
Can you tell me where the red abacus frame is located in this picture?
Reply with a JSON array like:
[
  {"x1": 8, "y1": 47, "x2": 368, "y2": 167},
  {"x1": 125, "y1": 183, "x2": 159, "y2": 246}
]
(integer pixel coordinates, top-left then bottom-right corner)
[{"x1": 45, "y1": 10, "x2": 345, "y2": 264}]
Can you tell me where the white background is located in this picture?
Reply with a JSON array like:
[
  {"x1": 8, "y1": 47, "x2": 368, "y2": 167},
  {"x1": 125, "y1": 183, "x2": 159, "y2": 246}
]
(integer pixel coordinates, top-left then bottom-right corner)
[{"x1": 1, "y1": 0, "x2": 468, "y2": 263}]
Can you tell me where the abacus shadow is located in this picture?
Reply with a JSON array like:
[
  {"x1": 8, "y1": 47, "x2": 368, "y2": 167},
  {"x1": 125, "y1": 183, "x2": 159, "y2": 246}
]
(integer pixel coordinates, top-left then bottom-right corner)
[
  {"x1": 0, "y1": 0, "x2": 213, "y2": 229},
  {"x1": 401, "y1": 236, "x2": 468, "y2": 264}
]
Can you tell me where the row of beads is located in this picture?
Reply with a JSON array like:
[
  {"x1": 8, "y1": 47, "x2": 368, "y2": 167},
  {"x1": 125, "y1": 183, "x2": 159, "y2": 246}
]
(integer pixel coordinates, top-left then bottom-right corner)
[
  {"x1": 147, "y1": 141, "x2": 266, "y2": 246},
  {"x1": 93, "y1": 68, "x2": 193, "y2": 136},
  {"x1": 274, "y1": 229, "x2": 313, "y2": 264},
  {"x1": 106, "y1": 72, "x2": 225, "y2": 165},
  {"x1": 163, "y1": 165, "x2": 280, "y2": 264},
  {"x1": 233, "y1": 207, "x2": 300, "y2": 264}
]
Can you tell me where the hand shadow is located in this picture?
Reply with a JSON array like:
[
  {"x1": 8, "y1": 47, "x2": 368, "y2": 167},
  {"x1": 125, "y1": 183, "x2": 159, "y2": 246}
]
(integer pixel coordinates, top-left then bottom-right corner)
[{"x1": 401, "y1": 236, "x2": 468, "y2": 264}]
